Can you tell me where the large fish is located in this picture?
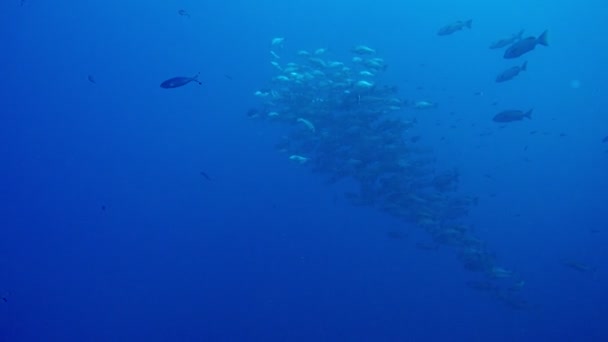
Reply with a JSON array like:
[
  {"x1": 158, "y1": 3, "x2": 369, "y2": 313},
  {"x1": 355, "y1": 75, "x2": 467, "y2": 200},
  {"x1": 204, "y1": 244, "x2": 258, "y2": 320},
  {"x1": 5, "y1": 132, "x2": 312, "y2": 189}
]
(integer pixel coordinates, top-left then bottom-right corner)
[
  {"x1": 160, "y1": 73, "x2": 201, "y2": 88},
  {"x1": 504, "y1": 30, "x2": 548, "y2": 59},
  {"x1": 496, "y1": 61, "x2": 527, "y2": 83},
  {"x1": 437, "y1": 19, "x2": 472, "y2": 36},
  {"x1": 493, "y1": 109, "x2": 533, "y2": 123},
  {"x1": 489, "y1": 30, "x2": 524, "y2": 49}
]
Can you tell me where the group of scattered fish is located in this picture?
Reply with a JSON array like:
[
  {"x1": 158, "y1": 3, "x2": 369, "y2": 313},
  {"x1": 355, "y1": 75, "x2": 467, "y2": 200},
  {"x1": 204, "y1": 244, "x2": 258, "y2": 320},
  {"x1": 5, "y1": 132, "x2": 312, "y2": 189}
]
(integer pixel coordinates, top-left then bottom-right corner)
[{"x1": 438, "y1": 20, "x2": 549, "y2": 124}]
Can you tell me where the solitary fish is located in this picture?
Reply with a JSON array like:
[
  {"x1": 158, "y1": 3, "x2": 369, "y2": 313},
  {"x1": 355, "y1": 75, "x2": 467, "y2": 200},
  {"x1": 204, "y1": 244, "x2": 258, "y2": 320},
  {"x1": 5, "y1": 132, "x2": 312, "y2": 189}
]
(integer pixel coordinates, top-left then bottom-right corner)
[
  {"x1": 199, "y1": 171, "x2": 212, "y2": 181},
  {"x1": 496, "y1": 61, "x2": 527, "y2": 83},
  {"x1": 603, "y1": 136, "x2": 608, "y2": 143},
  {"x1": 437, "y1": 19, "x2": 472, "y2": 36},
  {"x1": 561, "y1": 260, "x2": 596, "y2": 274},
  {"x1": 178, "y1": 9, "x2": 190, "y2": 17},
  {"x1": 160, "y1": 73, "x2": 201, "y2": 88},
  {"x1": 504, "y1": 30, "x2": 548, "y2": 59},
  {"x1": 87, "y1": 75, "x2": 96, "y2": 84},
  {"x1": 489, "y1": 30, "x2": 524, "y2": 49},
  {"x1": 493, "y1": 109, "x2": 533, "y2": 123}
]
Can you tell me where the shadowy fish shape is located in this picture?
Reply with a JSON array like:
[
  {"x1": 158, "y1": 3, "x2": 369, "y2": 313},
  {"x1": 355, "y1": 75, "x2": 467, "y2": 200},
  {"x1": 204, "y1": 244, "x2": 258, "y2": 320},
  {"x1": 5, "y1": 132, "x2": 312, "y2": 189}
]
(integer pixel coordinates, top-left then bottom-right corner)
[
  {"x1": 437, "y1": 19, "x2": 472, "y2": 36},
  {"x1": 504, "y1": 30, "x2": 548, "y2": 59},
  {"x1": 160, "y1": 73, "x2": 201, "y2": 88},
  {"x1": 489, "y1": 30, "x2": 524, "y2": 49},
  {"x1": 561, "y1": 260, "x2": 597, "y2": 274},
  {"x1": 199, "y1": 171, "x2": 212, "y2": 181},
  {"x1": 87, "y1": 75, "x2": 96, "y2": 84},
  {"x1": 496, "y1": 61, "x2": 527, "y2": 82},
  {"x1": 178, "y1": 9, "x2": 190, "y2": 17},
  {"x1": 603, "y1": 136, "x2": 608, "y2": 143},
  {"x1": 493, "y1": 109, "x2": 533, "y2": 123}
]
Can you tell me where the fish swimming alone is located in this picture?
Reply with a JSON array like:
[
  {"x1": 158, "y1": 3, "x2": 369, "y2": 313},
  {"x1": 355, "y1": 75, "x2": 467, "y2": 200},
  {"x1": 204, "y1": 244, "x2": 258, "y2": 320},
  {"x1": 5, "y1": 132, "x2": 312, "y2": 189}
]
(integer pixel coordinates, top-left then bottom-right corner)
[
  {"x1": 496, "y1": 61, "x2": 527, "y2": 83},
  {"x1": 437, "y1": 20, "x2": 472, "y2": 36},
  {"x1": 489, "y1": 30, "x2": 524, "y2": 49},
  {"x1": 413, "y1": 100, "x2": 437, "y2": 109},
  {"x1": 603, "y1": 136, "x2": 608, "y2": 143},
  {"x1": 160, "y1": 73, "x2": 201, "y2": 88},
  {"x1": 493, "y1": 109, "x2": 533, "y2": 123},
  {"x1": 504, "y1": 30, "x2": 548, "y2": 59}
]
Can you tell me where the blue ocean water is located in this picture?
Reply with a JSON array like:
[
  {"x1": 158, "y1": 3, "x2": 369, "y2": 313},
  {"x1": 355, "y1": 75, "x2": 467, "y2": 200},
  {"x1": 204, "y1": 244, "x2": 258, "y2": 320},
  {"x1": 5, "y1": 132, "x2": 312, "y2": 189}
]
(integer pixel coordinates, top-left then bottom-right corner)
[{"x1": 1, "y1": 0, "x2": 607, "y2": 341}]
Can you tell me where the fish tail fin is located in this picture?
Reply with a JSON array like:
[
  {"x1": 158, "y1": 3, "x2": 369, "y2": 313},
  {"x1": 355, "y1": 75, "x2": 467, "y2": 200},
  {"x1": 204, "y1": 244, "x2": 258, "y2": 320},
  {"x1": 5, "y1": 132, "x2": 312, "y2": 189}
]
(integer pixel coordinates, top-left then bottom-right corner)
[
  {"x1": 193, "y1": 72, "x2": 202, "y2": 85},
  {"x1": 521, "y1": 61, "x2": 527, "y2": 71},
  {"x1": 537, "y1": 30, "x2": 549, "y2": 46},
  {"x1": 525, "y1": 109, "x2": 533, "y2": 119},
  {"x1": 465, "y1": 19, "x2": 472, "y2": 29}
]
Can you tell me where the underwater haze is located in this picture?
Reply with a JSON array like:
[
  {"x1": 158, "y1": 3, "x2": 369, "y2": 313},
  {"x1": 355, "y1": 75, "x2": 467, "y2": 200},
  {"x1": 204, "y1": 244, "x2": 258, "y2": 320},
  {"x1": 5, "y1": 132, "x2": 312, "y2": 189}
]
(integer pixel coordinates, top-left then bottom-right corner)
[{"x1": 1, "y1": 0, "x2": 607, "y2": 341}]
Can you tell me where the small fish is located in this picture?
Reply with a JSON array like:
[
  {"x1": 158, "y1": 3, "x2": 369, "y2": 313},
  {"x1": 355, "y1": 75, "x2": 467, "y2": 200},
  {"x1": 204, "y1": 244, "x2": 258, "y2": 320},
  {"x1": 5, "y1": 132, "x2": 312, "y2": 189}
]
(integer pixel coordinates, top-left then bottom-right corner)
[
  {"x1": 602, "y1": 136, "x2": 608, "y2": 143},
  {"x1": 415, "y1": 242, "x2": 439, "y2": 251},
  {"x1": 437, "y1": 19, "x2": 472, "y2": 36},
  {"x1": 489, "y1": 30, "x2": 524, "y2": 49},
  {"x1": 20, "y1": 0, "x2": 26, "y2": 6},
  {"x1": 199, "y1": 171, "x2": 212, "y2": 181},
  {"x1": 412, "y1": 100, "x2": 437, "y2": 110},
  {"x1": 160, "y1": 73, "x2": 201, "y2": 88},
  {"x1": 561, "y1": 260, "x2": 596, "y2": 274},
  {"x1": 223, "y1": 74, "x2": 233, "y2": 80},
  {"x1": 493, "y1": 109, "x2": 533, "y2": 123},
  {"x1": 101, "y1": 205, "x2": 106, "y2": 211},
  {"x1": 178, "y1": 9, "x2": 190, "y2": 17},
  {"x1": 466, "y1": 281, "x2": 498, "y2": 292},
  {"x1": 87, "y1": 75, "x2": 96, "y2": 84},
  {"x1": 504, "y1": 30, "x2": 548, "y2": 59},
  {"x1": 387, "y1": 231, "x2": 406, "y2": 239},
  {"x1": 2, "y1": 296, "x2": 6, "y2": 303},
  {"x1": 246, "y1": 108, "x2": 260, "y2": 118},
  {"x1": 496, "y1": 61, "x2": 527, "y2": 83}
]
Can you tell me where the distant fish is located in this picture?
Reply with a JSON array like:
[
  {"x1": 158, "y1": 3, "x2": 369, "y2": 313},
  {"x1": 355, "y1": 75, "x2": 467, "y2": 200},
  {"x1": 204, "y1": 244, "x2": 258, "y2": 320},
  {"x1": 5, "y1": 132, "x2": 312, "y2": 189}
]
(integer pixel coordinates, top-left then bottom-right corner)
[
  {"x1": 437, "y1": 19, "x2": 472, "y2": 36},
  {"x1": 493, "y1": 109, "x2": 533, "y2": 123},
  {"x1": 561, "y1": 260, "x2": 596, "y2": 274},
  {"x1": 489, "y1": 30, "x2": 524, "y2": 49},
  {"x1": 504, "y1": 30, "x2": 548, "y2": 59},
  {"x1": 466, "y1": 280, "x2": 498, "y2": 293},
  {"x1": 603, "y1": 136, "x2": 608, "y2": 143},
  {"x1": 20, "y1": 0, "x2": 26, "y2": 6},
  {"x1": 87, "y1": 75, "x2": 96, "y2": 84},
  {"x1": 160, "y1": 73, "x2": 201, "y2": 88},
  {"x1": 412, "y1": 100, "x2": 437, "y2": 110},
  {"x1": 496, "y1": 61, "x2": 527, "y2": 83},
  {"x1": 178, "y1": 9, "x2": 190, "y2": 17},
  {"x1": 199, "y1": 171, "x2": 212, "y2": 181},
  {"x1": 387, "y1": 231, "x2": 407, "y2": 239},
  {"x1": 246, "y1": 108, "x2": 260, "y2": 118}
]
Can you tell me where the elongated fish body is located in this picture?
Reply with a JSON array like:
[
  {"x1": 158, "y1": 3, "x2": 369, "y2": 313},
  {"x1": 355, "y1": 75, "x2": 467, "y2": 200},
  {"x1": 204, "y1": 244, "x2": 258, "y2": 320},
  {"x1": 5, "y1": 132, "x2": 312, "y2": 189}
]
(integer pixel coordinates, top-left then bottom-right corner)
[
  {"x1": 493, "y1": 109, "x2": 533, "y2": 122},
  {"x1": 489, "y1": 30, "x2": 524, "y2": 49},
  {"x1": 160, "y1": 73, "x2": 201, "y2": 88},
  {"x1": 437, "y1": 19, "x2": 472, "y2": 36},
  {"x1": 504, "y1": 30, "x2": 548, "y2": 59},
  {"x1": 496, "y1": 61, "x2": 527, "y2": 82}
]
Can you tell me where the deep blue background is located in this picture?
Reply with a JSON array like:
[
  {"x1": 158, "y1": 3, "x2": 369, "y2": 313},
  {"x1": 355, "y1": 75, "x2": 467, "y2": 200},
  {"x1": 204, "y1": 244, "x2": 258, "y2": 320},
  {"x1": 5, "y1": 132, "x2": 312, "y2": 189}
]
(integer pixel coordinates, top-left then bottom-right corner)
[{"x1": 1, "y1": 1, "x2": 607, "y2": 341}]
